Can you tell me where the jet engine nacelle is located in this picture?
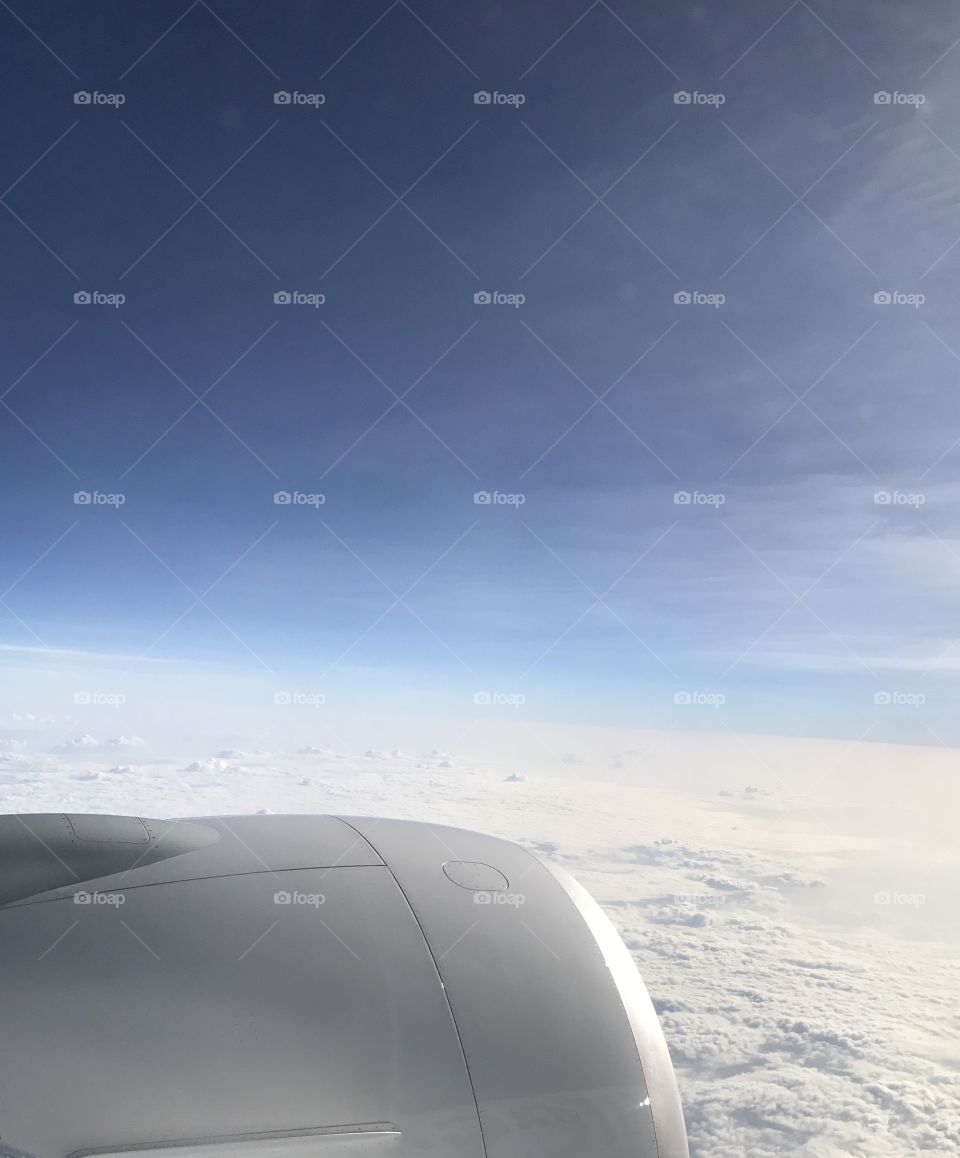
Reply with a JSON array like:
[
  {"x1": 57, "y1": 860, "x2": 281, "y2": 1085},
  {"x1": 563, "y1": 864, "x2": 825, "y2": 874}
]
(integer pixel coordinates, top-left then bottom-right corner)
[{"x1": 0, "y1": 813, "x2": 689, "y2": 1158}]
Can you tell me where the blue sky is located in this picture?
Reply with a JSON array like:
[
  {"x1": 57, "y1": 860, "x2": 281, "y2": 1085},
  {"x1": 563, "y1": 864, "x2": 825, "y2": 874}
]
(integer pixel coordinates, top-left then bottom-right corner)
[{"x1": 2, "y1": 0, "x2": 960, "y2": 744}]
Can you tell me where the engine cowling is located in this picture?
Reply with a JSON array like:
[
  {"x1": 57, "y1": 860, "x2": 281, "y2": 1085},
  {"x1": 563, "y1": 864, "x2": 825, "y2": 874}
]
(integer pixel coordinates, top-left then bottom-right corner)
[{"x1": 0, "y1": 813, "x2": 689, "y2": 1158}]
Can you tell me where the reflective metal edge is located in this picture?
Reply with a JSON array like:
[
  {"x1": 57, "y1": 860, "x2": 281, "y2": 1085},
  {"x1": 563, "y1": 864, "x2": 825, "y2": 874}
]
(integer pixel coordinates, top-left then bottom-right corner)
[{"x1": 539, "y1": 860, "x2": 690, "y2": 1158}]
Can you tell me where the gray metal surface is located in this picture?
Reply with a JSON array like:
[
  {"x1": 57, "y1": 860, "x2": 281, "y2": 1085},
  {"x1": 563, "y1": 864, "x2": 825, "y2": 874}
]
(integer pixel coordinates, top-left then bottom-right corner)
[
  {"x1": 0, "y1": 812, "x2": 689, "y2": 1158},
  {"x1": 0, "y1": 863, "x2": 484, "y2": 1158},
  {"x1": 340, "y1": 817, "x2": 689, "y2": 1158},
  {"x1": 66, "y1": 1125, "x2": 401, "y2": 1158},
  {"x1": 0, "y1": 814, "x2": 383, "y2": 908},
  {"x1": 0, "y1": 814, "x2": 219, "y2": 907}
]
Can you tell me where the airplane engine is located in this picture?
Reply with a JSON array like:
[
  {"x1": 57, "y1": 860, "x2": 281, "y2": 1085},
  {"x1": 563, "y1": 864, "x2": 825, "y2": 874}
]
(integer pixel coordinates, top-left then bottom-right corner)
[{"x1": 0, "y1": 813, "x2": 689, "y2": 1158}]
